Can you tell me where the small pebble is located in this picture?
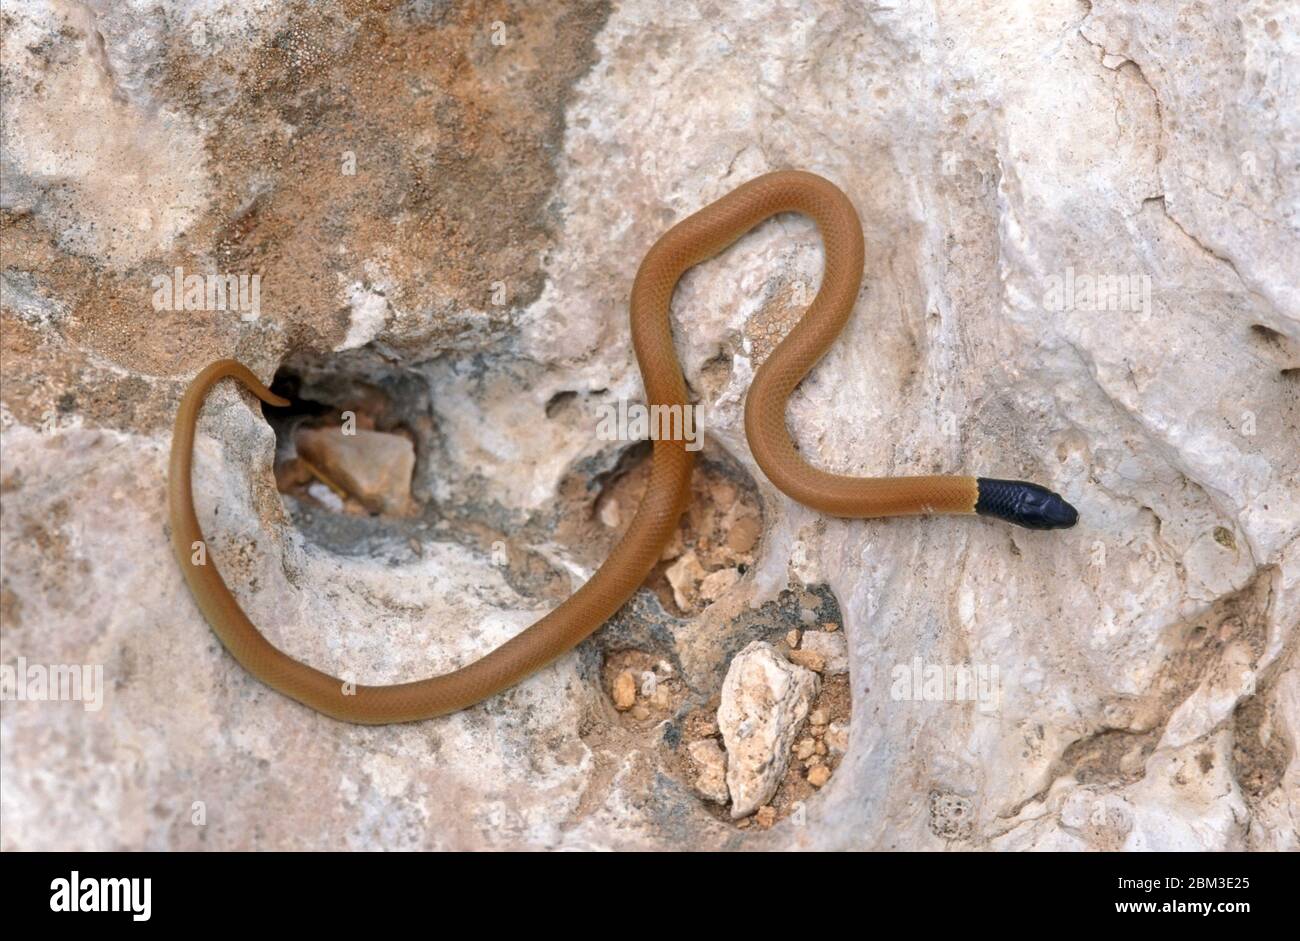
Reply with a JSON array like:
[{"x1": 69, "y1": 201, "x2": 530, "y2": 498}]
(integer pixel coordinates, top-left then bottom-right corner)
[
  {"x1": 788, "y1": 649, "x2": 825, "y2": 673},
  {"x1": 755, "y1": 805, "x2": 776, "y2": 829},
  {"x1": 807, "y1": 765, "x2": 832, "y2": 788},
  {"x1": 599, "y1": 498, "x2": 621, "y2": 528},
  {"x1": 687, "y1": 739, "x2": 729, "y2": 804},
  {"x1": 612, "y1": 671, "x2": 637, "y2": 711},
  {"x1": 307, "y1": 480, "x2": 345, "y2": 512},
  {"x1": 815, "y1": 740, "x2": 828, "y2": 756},
  {"x1": 726, "y1": 516, "x2": 760, "y2": 554},
  {"x1": 665, "y1": 551, "x2": 706, "y2": 609},
  {"x1": 786, "y1": 629, "x2": 801, "y2": 648},
  {"x1": 825, "y1": 721, "x2": 850, "y2": 756},
  {"x1": 809, "y1": 707, "x2": 829, "y2": 727},
  {"x1": 631, "y1": 704, "x2": 650, "y2": 721},
  {"x1": 794, "y1": 737, "x2": 816, "y2": 760},
  {"x1": 698, "y1": 567, "x2": 740, "y2": 602},
  {"x1": 822, "y1": 621, "x2": 839, "y2": 632}
]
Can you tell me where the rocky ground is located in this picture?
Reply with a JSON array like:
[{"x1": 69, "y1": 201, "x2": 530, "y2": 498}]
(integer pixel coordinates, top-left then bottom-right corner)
[{"x1": 1, "y1": 0, "x2": 1296, "y2": 850}]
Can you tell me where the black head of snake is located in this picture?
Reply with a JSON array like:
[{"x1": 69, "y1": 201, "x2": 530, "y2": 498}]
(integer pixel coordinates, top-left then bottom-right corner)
[{"x1": 975, "y1": 478, "x2": 1080, "y2": 530}]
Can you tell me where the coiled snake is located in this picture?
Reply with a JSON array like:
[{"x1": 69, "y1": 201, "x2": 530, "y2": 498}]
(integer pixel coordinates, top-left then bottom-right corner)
[{"x1": 169, "y1": 170, "x2": 1077, "y2": 724}]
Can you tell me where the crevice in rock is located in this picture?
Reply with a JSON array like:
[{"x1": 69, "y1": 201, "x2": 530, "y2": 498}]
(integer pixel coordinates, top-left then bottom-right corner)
[
  {"x1": 1143, "y1": 196, "x2": 1241, "y2": 275},
  {"x1": 1006, "y1": 568, "x2": 1277, "y2": 816},
  {"x1": 559, "y1": 439, "x2": 766, "y2": 618},
  {"x1": 577, "y1": 580, "x2": 852, "y2": 839},
  {"x1": 1232, "y1": 687, "x2": 1293, "y2": 805},
  {"x1": 1142, "y1": 196, "x2": 1283, "y2": 319},
  {"x1": 1054, "y1": 332, "x2": 1257, "y2": 542},
  {"x1": 1248, "y1": 323, "x2": 1300, "y2": 377},
  {"x1": 1250, "y1": 323, "x2": 1288, "y2": 347},
  {"x1": 1077, "y1": 2, "x2": 1166, "y2": 166},
  {"x1": 543, "y1": 389, "x2": 579, "y2": 418},
  {"x1": 263, "y1": 346, "x2": 432, "y2": 520},
  {"x1": 1229, "y1": 570, "x2": 1296, "y2": 813}
]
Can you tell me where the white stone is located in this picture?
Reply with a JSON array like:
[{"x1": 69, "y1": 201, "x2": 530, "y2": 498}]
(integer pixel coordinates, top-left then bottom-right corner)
[{"x1": 718, "y1": 642, "x2": 820, "y2": 818}]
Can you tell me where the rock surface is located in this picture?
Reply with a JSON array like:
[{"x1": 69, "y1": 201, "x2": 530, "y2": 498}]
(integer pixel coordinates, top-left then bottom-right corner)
[
  {"x1": 800, "y1": 630, "x2": 849, "y2": 676},
  {"x1": 687, "y1": 738, "x2": 730, "y2": 805},
  {"x1": 718, "y1": 642, "x2": 821, "y2": 818},
  {"x1": 295, "y1": 427, "x2": 416, "y2": 516},
  {"x1": 1, "y1": 0, "x2": 1297, "y2": 850}
]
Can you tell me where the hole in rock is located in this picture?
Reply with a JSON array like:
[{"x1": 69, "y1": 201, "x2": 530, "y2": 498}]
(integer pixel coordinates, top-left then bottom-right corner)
[
  {"x1": 557, "y1": 438, "x2": 766, "y2": 618},
  {"x1": 263, "y1": 349, "x2": 433, "y2": 519},
  {"x1": 1249, "y1": 323, "x2": 1286, "y2": 346},
  {"x1": 589, "y1": 581, "x2": 854, "y2": 835},
  {"x1": 544, "y1": 389, "x2": 578, "y2": 418}
]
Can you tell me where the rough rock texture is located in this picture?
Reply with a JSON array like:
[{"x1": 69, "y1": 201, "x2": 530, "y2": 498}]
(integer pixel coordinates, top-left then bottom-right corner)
[
  {"x1": 800, "y1": 629, "x2": 849, "y2": 676},
  {"x1": 687, "y1": 738, "x2": 730, "y2": 805},
  {"x1": 718, "y1": 641, "x2": 821, "y2": 817},
  {"x1": 2, "y1": 0, "x2": 1297, "y2": 850}
]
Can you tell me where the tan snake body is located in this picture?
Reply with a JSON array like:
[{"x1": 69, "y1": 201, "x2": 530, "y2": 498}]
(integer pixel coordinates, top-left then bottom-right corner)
[{"x1": 169, "y1": 170, "x2": 1077, "y2": 724}]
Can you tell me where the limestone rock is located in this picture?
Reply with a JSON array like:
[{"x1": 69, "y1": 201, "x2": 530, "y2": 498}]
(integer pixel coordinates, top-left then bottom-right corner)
[
  {"x1": 687, "y1": 739, "x2": 729, "y2": 805},
  {"x1": 824, "y1": 721, "x2": 850, "y2": 758},
  {"x1": 295, "y1": 427, "x2": 415, "y2": 516},
  {"x1": 698, "y1": 566, "x2": 740, "y2": 603},
  {"x1": 787, "y1": 649, "x2": 826, "y2": 674},
  {"x1": 718, "y1": 642, "x2": 820, "y2": 818},
  {"x1": 0, "y1": 0, "x2": 1296, "y2": 852},
  {"x1": 664, "y1": 551, "x2": 706, "y2": 610},
  {"x1": 611, "y1": 671, "x2": 637, "y2": 712},
  {"x1": 800, "y1": 630, "x2": 849, "y2": 676}
]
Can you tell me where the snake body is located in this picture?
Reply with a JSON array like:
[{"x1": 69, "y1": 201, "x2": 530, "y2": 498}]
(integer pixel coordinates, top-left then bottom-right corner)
[{"x1": 169, "y1": 170, "x2": 1077, "y2": 724}]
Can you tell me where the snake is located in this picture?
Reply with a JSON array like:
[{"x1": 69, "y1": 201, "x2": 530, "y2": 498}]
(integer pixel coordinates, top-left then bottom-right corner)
[{"x1": 169, "y1": 170, "x2": 1078, "y2": 725}]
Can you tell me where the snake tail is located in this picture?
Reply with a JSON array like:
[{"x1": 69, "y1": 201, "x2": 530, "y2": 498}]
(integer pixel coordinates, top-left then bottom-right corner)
[{"x1": 974, "y1": 478, "x2": 1079, "y2": 530}]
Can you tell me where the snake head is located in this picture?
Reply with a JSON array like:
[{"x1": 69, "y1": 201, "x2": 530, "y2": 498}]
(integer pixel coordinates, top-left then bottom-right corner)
[{"x1": 975, "y1": 478, "x2": 1079, "y2": 530}]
